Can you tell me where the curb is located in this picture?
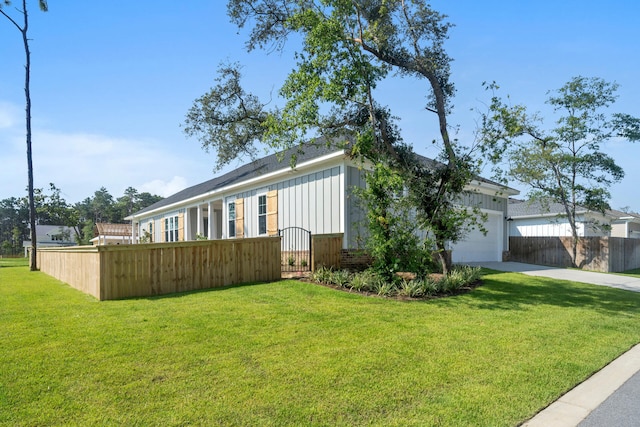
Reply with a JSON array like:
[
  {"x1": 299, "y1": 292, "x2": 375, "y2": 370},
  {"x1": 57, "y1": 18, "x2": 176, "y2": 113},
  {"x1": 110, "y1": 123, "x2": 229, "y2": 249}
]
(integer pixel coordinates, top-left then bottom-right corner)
[{"x1": 522, "y1": 343, "x2": 640, "y2": 427}]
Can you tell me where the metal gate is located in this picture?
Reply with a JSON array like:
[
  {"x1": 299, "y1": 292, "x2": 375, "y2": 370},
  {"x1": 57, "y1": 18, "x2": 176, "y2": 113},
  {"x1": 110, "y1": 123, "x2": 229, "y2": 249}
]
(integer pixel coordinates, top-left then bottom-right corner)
[{"x1": 278, "y1": 227, "x2": 312, "y2": 272}]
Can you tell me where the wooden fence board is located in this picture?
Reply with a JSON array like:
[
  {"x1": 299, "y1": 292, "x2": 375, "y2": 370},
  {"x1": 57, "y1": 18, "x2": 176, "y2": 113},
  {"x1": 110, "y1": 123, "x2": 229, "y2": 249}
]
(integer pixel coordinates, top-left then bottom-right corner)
[
  {"x1": 509, "y1": 236, "x2": 640, "y2": 272},
  {"x1": 38, "y1": 237, "x2": 281, "y2": 300},
  {"x1": 312, "y1": 233, "x2": 343, "y2": 270}
]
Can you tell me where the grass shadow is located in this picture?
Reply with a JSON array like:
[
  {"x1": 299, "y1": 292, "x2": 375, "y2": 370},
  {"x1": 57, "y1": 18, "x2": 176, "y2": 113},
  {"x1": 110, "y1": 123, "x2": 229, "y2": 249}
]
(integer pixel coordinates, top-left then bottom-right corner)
[{"x1": 137, "y1": 279, "x2": 286, "y2": 301}]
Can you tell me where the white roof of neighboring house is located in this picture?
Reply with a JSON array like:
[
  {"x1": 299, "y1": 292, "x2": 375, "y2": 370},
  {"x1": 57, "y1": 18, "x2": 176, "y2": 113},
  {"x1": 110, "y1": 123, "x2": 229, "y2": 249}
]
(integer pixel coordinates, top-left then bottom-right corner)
[{"x1": 508, "y1": 198, "x2": 620, "y2": 221}]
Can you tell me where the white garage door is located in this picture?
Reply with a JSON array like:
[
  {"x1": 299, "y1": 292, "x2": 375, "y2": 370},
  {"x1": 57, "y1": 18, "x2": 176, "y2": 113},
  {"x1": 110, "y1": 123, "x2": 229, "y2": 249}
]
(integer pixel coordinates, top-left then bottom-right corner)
[{"x1": 451, "y1": 212, "x2": 503, "y2": 263}]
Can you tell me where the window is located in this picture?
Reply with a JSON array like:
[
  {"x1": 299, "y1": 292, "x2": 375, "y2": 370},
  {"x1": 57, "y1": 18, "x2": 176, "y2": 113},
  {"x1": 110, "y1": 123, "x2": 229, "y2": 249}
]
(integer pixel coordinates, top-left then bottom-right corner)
[
  {"x1": 258, "y1": 194, "x2": 267, "y2": 235},
  {"x1": 228, "y1": 202, "x2": 236, "y2": 238},
  {"x1": 164, "y1": 215, "x2": 179, "y2": 242}
]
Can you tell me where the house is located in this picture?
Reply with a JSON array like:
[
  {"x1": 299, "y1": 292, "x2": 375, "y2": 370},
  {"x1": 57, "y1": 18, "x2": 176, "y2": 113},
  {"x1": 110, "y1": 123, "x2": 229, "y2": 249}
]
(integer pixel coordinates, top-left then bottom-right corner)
[
  {"x1": 609, "y1": 209, "x2": 640, "y2": 239},
  {"x1": 90, "y1": 223, "x2": 133, "y2": 245},
  {"x1": 507, "y1": 199, "x2": 617, "y2": 237},
  {"x1": 23, "y1": 224, "x2": 76, "y2": 257},
  {"x1": 127, "y1": 143, "x2": 519, "y2": 263}
]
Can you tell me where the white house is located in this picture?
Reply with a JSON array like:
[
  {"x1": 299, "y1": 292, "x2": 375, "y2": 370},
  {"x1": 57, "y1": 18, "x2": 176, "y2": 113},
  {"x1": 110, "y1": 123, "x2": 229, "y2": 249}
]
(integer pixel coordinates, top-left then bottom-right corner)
[
  {"x1": 609, "y1": 209, "x2": 640, "y2": 239},
  {"x1": 23, "y1": 224, "x2": 76, "y2": 257},
  {"x1": 507, "y1": 199, "x2": 618, "y2": 238},
  {"x1": 127, "y1": 143, "x2": 519, "y2": 263}
]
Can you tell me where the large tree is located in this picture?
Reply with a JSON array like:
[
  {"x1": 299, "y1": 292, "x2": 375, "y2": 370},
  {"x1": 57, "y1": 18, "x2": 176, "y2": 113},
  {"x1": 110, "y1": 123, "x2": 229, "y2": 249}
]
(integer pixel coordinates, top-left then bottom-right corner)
[
  {"x1": 481, "y1": 76, "x2": 640, "y2": 266},
  {"x1": 1, "y1": 0, "x2": 48, "y2": 270},
  {"x1": 185, "y1": 0, "x2": 484, "y2": 274}
]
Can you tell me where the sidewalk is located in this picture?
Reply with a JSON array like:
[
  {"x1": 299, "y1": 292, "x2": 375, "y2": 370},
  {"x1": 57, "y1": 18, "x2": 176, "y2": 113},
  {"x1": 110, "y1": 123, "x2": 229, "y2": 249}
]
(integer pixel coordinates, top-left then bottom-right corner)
[{"x1": 471, "y1": 262, "x2": 640, "y2": 426}]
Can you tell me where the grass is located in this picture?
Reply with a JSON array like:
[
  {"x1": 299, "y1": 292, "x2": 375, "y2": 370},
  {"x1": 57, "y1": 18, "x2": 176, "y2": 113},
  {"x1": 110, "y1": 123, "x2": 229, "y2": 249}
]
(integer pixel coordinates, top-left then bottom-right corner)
[
  {"x1": 618, "y1": 268, "x2": 640, "y2": 277},
  {"x1": 0, "y1": 257, "x2": 28, "y2": 268},
  {"x1": 1, "y1": 267, "x2": 640, "y2": 426}
]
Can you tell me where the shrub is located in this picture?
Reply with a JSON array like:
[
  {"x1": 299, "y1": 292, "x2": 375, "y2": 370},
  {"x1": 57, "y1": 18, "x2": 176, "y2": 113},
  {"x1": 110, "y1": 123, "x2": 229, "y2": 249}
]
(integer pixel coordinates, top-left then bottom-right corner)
[
  {"x1": 439, "y1": 266, "x2": 481, "y2": 294},
  {"x1": 309, "y1": 265, "x2": 481, "y2": 299},
  {"x1": 329, "y1": 269, "x2": 352, "y2": 288},
  {"x1": 398, "y1": 279, "x2": 425, "y2": 298},
  {"x1": 311, "y1": 266, "x2": 333, "y2": 284}
]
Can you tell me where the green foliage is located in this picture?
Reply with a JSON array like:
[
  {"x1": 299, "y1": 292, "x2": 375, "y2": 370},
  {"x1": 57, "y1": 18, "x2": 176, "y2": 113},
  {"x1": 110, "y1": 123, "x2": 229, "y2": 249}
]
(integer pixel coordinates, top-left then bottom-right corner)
[
  {"x1": 0, "y1": 185, "x2": 163, "y2": 250},
  {"x1": 310, "y1": 265, "x2": 482, "y2": 298},
  {"x1": 481, "y1": 76, "x2": 640, "y2": 265}
]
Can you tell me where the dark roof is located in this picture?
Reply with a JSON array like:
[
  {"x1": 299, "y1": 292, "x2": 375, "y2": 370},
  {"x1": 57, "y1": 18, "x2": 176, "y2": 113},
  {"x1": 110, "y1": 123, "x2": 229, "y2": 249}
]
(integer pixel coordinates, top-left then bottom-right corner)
[
  {"x1": 132, "y1": 141, "x2": 517, "y2": 217},
  {"x1": 132, "y1": 142, "x2": 343, "y2": 216}
]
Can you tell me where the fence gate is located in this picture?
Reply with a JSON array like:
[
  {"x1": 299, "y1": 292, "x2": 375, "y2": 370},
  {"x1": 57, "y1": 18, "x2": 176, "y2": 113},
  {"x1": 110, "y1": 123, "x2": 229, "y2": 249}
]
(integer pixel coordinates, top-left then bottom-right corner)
[{"x1": 278, "y1": 227, "x2": 312, "y2": 272}]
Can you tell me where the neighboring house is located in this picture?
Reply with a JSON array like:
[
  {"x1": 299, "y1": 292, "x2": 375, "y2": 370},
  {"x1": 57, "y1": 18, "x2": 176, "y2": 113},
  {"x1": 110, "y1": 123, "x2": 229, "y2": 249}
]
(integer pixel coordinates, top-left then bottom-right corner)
[
  {"x1": 90, "y1": 223, "x2": 133, "y2": 245},
  {"x1": 23, "y1": 224, "x2": 76, "y2": 257},
  {"x1": 127, "y1": 143, "x2": 519, "y2": 263},
  {"x1": 507, "y1": 199, "x2": 617, "y2": 238},
  {"x1": 609, "y1": 209, "x2": 640, "y2": 239}
]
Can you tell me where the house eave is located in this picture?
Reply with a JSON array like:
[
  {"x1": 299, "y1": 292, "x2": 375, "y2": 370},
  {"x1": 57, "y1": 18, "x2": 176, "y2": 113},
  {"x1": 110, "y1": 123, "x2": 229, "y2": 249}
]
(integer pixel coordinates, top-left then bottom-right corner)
[{"x1": 127, "y1": 150, "x2": 347, "y2": 221}]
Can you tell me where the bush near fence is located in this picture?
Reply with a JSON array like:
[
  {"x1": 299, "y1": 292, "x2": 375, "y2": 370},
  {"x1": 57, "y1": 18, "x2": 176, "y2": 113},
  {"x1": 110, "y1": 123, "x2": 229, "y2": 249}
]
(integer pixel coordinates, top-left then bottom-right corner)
[
  {"x1": 509, "y1": 236, "x2": 640, "y2": 272},
  {"x1": 38, "y1": 238, "x2": 281, "y2": 300}
]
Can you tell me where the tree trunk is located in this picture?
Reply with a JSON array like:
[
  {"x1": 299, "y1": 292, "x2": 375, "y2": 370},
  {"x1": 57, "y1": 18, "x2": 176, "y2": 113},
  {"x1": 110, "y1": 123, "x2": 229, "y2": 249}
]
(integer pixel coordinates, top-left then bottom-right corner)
[
  {"x1": 435, "y1": 240, "x2": 450, "y2": 276},
  {"x1": 20, "y1": 1, "x2": 38, "y2": 271}
]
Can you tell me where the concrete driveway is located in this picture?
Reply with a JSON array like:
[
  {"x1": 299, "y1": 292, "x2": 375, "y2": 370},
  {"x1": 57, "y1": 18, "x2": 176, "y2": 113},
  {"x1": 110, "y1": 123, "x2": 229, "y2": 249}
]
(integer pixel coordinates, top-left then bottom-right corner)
[{"x1": 469, "y1": 261, "x2": 640, "y2": 293}]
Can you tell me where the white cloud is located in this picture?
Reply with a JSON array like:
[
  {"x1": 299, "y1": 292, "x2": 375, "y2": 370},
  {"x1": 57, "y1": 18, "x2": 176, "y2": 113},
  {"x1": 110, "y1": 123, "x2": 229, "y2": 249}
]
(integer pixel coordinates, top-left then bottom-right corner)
[
  {"x1": 0, "y1": 124, "x2": 211, "y2": 203},
  {"x1": 0, "y1": 101, "x2": 19, "y2": 129},
  {"x1": 139, "y1": 176, "x2": 188, "y2": 198}
]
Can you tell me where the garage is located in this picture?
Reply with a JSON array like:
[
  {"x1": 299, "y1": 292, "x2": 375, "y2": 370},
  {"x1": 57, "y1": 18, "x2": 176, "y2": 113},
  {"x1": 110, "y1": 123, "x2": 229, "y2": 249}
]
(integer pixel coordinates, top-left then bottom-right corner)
[{"x1": 450, "y1": 211, "x2": 503, "y2": 263}]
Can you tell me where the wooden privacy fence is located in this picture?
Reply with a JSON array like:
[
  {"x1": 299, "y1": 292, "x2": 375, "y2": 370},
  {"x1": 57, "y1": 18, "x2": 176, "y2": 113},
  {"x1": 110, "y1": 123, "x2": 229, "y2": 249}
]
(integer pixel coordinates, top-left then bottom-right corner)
[
  {"x1": 509, "y1": 236, "x2": 640, "y2": 272},
  {"x1": 311, "y1": 233, "x2": 343, "y2": 270},
  {"x1": 38, "y1": 237, "x2": 281, "y2": 300}
]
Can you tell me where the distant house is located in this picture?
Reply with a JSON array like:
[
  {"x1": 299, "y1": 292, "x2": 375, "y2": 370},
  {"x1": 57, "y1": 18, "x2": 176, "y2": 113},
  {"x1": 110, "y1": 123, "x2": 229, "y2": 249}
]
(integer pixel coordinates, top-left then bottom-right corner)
[
  {"x1": 507, "y1": 199, "x2": 618, "y2": 238},
  {"x1": 23, "y1": 225, "x2": 76, "y2": 257},
  {"x1": 127, "y1": 143, "x2": 519, "y2": 263},
  {"x1": 609, "y1": 210, "x2": 640, "y2": 239},
  {"x1": 91, "y1": 223, "x2": 133, "y2": 245}
]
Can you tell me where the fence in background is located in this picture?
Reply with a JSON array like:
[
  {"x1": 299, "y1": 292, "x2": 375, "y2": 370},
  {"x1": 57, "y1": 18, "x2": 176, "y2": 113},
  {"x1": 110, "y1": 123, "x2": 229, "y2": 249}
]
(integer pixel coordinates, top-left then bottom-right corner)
[
  {"x1": 509, "y1": 236, "x2": 640, "y2": 272},
  {"x1": 38, "y1": 237, "x2": 281, "y2": 300}
]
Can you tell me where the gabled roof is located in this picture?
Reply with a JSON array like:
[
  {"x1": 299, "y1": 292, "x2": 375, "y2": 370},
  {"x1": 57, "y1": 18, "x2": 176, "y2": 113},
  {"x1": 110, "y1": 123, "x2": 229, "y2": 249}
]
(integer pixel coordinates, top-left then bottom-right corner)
[
  {"x1": 95, "y1": 223, "x2": 132, "y2": 237},
  {"x1": 131, "y1": 141, "x2": 518, "y2": 218},
  {"x1": 608, "y1": 209, "x2": 640, "y2": 223}
]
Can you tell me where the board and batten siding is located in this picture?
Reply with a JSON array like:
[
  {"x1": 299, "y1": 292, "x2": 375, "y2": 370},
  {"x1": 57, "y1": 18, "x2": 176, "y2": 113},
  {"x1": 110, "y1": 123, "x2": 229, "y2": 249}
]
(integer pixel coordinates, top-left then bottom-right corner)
[
  {"x1": 345, "y1": 166, "x2": 368, "y2": 249},
  {"x1": 223, "y1": 166, "x2": 343, "y2": 239},
  {"x1": 275, "y1": 166, "x2": 342, "y2": 235}
]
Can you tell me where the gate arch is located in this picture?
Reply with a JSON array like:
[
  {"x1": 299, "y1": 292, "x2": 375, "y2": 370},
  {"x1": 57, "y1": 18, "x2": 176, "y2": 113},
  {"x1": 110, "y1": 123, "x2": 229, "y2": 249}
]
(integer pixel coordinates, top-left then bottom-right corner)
[{"x1": 278, "y1": 227, "x2": 312, "y2": 272}]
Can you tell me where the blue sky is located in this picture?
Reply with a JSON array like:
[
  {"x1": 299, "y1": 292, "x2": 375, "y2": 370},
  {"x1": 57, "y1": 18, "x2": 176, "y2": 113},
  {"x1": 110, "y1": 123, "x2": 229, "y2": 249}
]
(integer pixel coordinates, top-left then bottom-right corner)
[{"x1": 1, "y1": 1, "x2": 639, "y2": 211}]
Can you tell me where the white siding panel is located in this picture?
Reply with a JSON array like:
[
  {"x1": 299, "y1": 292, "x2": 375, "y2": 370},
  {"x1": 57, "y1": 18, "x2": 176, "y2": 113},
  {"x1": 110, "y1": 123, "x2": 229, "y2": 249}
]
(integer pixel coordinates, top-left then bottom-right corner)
[
  {"x1": 331, "y1": 167, "x2": 340, "y2": 232},
  {"x1": 272, "y1": 166, "x2": 342, "y2": 235},
  {"x1": 308, "y1": 173, "x2": 317, "y2": 233},
  {"x1": 323, "y1": 169, "x2": 332, "y2": 233}
]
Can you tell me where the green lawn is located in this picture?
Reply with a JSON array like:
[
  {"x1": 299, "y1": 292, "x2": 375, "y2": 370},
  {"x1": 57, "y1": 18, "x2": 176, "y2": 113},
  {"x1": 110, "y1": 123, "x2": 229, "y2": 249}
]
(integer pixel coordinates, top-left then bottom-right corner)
[
  {"x1": 1, "y1": 267, "x2": 640, "y2": 426},
  {"x1": 618, "y1": 268, "x2": 640, "y2": 277},
  {"x1": 0, "y1": 257, "x2": 28, "y2": 268}
]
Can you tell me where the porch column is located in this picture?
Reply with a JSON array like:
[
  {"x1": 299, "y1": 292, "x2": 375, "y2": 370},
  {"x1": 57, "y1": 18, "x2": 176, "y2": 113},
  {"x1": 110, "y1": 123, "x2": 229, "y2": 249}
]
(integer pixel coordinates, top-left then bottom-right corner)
[
  {"x1": 197, "y1": 205, "x2": 203, "y2": 237},
  {"x1": 208, "y1": 202, "x2": 213, "y2": 239},
  {"x1": 132, "y1": 221, "x2": 138, "y2": 244},
  {"x1": 184, "y1": 209, "x2": 190, "y2": 241},
  {"x1": 213, "y1": 210, "x2": 219, "y2": 239}
]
